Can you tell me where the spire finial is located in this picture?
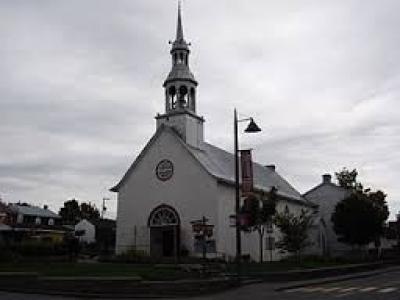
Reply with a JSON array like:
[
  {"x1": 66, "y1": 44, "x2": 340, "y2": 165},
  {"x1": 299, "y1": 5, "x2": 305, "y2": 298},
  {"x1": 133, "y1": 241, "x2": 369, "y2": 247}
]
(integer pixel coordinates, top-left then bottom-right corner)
[{"x1": 176, "y1": 0, "x2": 184, "y2": 41}]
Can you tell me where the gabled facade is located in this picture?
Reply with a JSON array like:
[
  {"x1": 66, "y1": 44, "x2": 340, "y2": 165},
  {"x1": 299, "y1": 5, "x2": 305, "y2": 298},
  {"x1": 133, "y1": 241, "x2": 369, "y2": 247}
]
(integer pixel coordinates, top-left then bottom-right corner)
[
  {"x1": 303, "y1": 174, "x2": 352, "y2": 256},
  {"x1": 111, "y1": 5, "x2": 318, "y2": 261}
]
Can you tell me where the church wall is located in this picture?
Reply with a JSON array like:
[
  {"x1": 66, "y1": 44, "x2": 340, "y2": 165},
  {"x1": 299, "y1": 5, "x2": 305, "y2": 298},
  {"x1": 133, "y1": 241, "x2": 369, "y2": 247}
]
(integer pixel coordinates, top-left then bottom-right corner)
[
  {"x1": 216, "y1": 182, "x2": 315, "y2": 262},
  {"x1": 115, "y1": 129, "x2": 218, "y2": 255},
  {"x1": 156, "y1": 114, "x2": 204, "y2": 149},
  {"x1": 215, "y1": 183, "x2": 236, "y2": 261}
]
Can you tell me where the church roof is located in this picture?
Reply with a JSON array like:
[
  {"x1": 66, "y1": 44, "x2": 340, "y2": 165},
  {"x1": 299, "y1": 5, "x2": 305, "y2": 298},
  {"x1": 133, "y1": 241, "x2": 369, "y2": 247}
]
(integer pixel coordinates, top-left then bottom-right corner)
[
  {"x1": 111, "y1": 126, "x2": 312, "y2": 207},
  {"x1": 163, "y1": 64, "x2": 197, "y2": 86},
  {"x1": 184, "y1": 141, "x2": 308, "y2": 204}
]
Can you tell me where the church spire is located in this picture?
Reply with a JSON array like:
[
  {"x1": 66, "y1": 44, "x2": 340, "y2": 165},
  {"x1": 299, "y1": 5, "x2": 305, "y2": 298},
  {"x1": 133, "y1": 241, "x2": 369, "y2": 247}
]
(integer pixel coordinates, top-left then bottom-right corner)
[
  {"x1": 156, "y1": 3, "x2": 204, "y2": 149},
  {"x1": 163, "y1": 2, "x2": 197, "y2": 113},
  {"x1": 176, "y1": 1, "x2": 184, "y2": 42},
  {"x1": 171, "y1": 1, "x2": 189, "y2": 52}
]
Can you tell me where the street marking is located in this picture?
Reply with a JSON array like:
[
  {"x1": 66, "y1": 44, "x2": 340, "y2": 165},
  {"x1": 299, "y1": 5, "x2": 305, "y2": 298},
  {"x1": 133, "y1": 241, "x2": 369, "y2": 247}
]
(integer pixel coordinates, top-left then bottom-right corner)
[
  {"x1": 303, "y1": 287, "x2": 324, "y2": 292},
  {"x1": 321, "y1": 287, "x2": 341, "y2": 292},
  {"x1": 339, "y1": 287, "x2": 357, "y2": 292},
  {"x1": 360, "y1": 287, "x2": 378, "y2": 292},
  {"x1": 283, "y1": 285, "x2": 399, "y2": 295},
  {"x1": 284, "y1": 288, "x2": 304, "y2": 293},
  {"x1": 378, "y1": 287, "x2": 397, "y2": 293}
]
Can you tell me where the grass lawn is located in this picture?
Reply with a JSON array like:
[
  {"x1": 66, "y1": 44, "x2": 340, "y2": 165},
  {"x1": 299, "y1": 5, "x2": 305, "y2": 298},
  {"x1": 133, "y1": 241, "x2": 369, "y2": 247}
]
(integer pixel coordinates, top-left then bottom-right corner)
[{"x1": 0, "y1": 262, "x2": 199, "y2": 281}]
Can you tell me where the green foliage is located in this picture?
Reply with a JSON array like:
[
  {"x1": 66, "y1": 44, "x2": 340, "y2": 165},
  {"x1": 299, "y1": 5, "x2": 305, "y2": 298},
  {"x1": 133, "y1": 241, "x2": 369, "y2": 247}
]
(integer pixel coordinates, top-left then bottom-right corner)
[
  {"x1": 240, "y1": 187, "x2": 277, "y2": 262},
  {"x1": 58, "y1": 199, "x2": 80, "y2": 225},
  {"x1": 58, "y1": 199, "x2": 100, "y2": 225},
  {"x1": 80, "y1": 202, "x2": 100, "y2": 221},
  {"x1": 274, "y1": 207, "x2": 314, "y2": 258},
  {"x1": 335, "y1": 168, "x2": 363, "y2": 191},
  {"x1": 241, "y1": 187, "x2": 278, "y2": 230},
  {"x1": 331, "y1": 190, "x2": 389, "y2": 246}
]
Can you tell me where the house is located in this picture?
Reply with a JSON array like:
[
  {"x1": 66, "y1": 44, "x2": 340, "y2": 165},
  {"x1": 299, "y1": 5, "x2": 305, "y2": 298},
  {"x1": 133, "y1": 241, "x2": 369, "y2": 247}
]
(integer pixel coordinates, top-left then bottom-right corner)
[
  {"x1": 2, "y1": 203, "x2": 69, "y2": 244},
  {"x1": 75, "y1": 218, "x2": 116, "y2": 252},
  {"x1": 303, "y1": 174, "x2": 353, "y2": 256},
  {"x1": 75, "y1": 219, "x2": 96, "y2": 244},
  {"x1": 111, "y1": 6, "x2": 319, "y2": 261},
  {"x1": 0, "y1": 202, "x2": 13, "y2": 245}
]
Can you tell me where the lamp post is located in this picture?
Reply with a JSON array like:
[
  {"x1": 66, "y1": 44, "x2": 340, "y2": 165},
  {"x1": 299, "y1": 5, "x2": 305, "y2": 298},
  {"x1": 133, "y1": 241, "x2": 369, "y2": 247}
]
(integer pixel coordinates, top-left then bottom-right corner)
[{"x1": 234, "y1": 108, "x2": 261, "y2": 264}]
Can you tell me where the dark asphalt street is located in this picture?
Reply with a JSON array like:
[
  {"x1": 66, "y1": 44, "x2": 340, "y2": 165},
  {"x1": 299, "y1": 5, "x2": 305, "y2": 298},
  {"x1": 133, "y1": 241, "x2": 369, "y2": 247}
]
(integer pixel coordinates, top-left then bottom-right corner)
[{"x1": 1, "y1": 268, "x2": 400, "y2": 300}]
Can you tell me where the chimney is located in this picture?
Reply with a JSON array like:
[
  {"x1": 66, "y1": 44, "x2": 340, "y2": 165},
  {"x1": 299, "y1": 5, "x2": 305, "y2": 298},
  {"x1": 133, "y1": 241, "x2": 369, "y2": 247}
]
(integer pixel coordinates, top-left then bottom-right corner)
[
  {"x1": 265, "y1": 165, "x2": 276, "y2": 172},
  {"x1": 43, "y1": 205, "x2": 48, "y2": 210},
  {"x1": 322, "y1": 174, "x2": 332, "y2": 184}
]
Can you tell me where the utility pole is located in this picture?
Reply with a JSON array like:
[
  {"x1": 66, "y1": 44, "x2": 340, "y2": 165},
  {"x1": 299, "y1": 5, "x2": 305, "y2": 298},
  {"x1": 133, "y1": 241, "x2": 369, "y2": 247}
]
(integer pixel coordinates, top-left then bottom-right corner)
[{"x1": 101, "y1": 197, "x2": 110, "y2": 219}]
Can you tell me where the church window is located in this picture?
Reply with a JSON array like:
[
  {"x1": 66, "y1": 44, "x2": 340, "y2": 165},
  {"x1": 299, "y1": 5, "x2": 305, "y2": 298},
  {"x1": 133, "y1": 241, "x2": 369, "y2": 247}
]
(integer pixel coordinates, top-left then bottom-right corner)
[
  {"x1": 178, "y1": 85, "x2": 188, "y2": 106},
  {"x1": 169, "y1": 86, "x2": 176, "y2": 109},
  {"x1": 179, "y1": 85, "x2": 187, "y2": 96},
  {"x1": 190, "y1": 88, "x2": 196, "y2": 110},
  {"x1": 149, "y1": 206, "x2": 179, "y2": 227}
]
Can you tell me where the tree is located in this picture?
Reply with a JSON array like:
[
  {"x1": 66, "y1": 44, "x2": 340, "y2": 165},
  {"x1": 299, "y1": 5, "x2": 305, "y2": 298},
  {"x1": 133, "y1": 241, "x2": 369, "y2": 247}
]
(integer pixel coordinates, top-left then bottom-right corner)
[
  {"x1": 59, "y1": 199, "x2": 100, "y2": 225},
  {"x1": 59, "y1": 199, "x2": 81, "y2": 225},
  {"x1": 335, "y1": 168, "x2": 363, "y2": 191},
  {"x1": 331, "y1": 190, "x2": 389, "y2": 248},
  {"x1": 80, "y1": 202, "x2": 100, "y2": 221},
  {"x1": 274, "y1": 207, "x2": 314, "y2": 260},
  {"x1": 241, "y1": 187, "x2": 277, "y2": 262},
  {"x1": 332, "y1": 168, "x2": 389, "y2": 252}
]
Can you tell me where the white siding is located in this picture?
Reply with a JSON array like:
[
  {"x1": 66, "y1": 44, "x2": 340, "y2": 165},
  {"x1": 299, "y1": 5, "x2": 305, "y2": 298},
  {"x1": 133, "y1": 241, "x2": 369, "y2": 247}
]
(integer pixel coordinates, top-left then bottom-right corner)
[
  {"x1": 304, "y1": 183, "x2": 351, "y2": 256},
  {"x1": 75, "y1": 219, "x2": 96, "y2": 244},
  {"x1": 116, "y1": 129, "x2": 218, "y2": 255}
]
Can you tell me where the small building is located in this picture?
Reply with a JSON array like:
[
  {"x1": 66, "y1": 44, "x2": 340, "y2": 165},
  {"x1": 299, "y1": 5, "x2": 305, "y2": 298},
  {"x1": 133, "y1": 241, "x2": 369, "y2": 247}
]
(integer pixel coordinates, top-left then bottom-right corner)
[
  {"x1": 75, "y1": 218, "x2": 116, "y2": 252},
  {"x1": 303, "y1": 174, "x2": 352, "y2": 256},
  {"x1": 75, "y1": 219, "x2": 96, "y2": 244}
]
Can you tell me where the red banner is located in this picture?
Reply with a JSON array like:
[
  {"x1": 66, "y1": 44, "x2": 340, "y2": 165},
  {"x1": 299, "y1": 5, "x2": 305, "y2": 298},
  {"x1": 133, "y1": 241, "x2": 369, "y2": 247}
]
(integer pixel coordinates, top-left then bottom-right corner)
[{"x1": 240, "y1": 149, "x2": 254, "y2": 196}]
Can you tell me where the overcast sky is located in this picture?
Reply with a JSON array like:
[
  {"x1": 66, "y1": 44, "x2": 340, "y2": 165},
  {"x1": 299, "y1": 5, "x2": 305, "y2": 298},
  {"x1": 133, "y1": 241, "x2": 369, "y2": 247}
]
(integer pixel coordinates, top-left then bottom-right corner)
[{"x1": 1, "y1": 0, "x2": 399, "y2": 219}]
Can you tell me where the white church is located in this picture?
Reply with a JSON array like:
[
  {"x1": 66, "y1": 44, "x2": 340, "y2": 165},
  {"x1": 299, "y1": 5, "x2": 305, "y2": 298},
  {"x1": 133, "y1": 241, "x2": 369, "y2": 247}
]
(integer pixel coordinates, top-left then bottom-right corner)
[{"x1": 111, "y1": 6, "x2": 321, "y2": 261}]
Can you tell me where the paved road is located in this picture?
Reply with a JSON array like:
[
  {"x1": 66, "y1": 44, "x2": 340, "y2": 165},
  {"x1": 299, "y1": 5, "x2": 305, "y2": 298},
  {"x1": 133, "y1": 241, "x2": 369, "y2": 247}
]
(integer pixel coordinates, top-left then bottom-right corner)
[{"x1": 1, "y1": 268, "x2": 400, "y2": 299}]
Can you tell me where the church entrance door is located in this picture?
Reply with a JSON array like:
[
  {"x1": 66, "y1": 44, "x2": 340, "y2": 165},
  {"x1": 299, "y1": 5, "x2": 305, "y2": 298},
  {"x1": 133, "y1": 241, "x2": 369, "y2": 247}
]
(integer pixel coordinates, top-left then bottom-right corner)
[{"x1": 148, "y1": 205, "x2": 180, "y2": 258}]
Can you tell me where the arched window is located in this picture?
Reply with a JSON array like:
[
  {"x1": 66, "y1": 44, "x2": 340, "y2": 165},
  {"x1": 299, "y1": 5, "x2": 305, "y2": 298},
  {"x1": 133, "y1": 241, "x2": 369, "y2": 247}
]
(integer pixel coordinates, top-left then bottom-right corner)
[
  {"x1": 148, "y1": 205, "x2": 180, "y2": 227},
  {"x1": 190, "y1": 88, "x2": 196, "y2": 110},
  {"x1": 169, "y1": 86, "x2": 177, "y2": 109},
  {"x1": 178, "y1": 85, "x2": 188, "y2": 107}
]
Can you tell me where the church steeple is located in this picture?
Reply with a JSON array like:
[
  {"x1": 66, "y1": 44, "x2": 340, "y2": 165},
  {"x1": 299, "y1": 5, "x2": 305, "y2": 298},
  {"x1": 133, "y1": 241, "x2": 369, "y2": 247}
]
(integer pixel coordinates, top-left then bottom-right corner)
[
  {"x1": 176, "y1": 2, "x2": 184, "y2": 43},
  {"x1": 156, "y1": 3, "x2": 204, "y2": 149},
  {"x1": 163, "y1": 2, "x2": 198, "y2": 113}
]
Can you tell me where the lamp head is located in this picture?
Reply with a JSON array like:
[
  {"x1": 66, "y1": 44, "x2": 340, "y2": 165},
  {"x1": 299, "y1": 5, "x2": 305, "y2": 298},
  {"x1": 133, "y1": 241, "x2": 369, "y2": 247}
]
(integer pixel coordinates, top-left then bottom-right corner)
[{"x1": 244, "y1": 118, "x2": 261, "y2": 133}]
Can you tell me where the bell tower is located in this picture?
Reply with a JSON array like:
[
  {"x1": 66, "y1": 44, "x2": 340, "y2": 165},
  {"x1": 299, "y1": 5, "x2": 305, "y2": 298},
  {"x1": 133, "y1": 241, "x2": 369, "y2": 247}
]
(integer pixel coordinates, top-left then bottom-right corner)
[{"x1": 156, "y1": 3, "x2": 204, "y2": 149}]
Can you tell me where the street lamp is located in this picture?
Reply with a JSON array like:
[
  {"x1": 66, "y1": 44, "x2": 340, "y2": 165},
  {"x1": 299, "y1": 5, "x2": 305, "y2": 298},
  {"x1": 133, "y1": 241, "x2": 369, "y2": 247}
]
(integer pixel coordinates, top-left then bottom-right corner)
[{"x1": 234, "y1": 108, "x2": 261, "y2": 264}]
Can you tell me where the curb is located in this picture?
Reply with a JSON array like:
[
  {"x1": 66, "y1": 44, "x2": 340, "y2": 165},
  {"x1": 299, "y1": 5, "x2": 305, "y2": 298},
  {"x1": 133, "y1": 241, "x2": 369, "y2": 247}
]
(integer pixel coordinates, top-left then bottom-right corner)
[{"x1": 0, "y1": 275, "x2": 239, "y2": 298}]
